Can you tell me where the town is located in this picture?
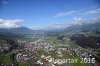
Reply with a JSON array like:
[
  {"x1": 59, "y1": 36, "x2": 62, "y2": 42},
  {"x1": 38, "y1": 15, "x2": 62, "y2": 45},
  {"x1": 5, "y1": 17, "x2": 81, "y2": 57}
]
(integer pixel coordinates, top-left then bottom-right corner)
[{"x1": 0, "y1": 36, "x2": 96, "y2": 66}]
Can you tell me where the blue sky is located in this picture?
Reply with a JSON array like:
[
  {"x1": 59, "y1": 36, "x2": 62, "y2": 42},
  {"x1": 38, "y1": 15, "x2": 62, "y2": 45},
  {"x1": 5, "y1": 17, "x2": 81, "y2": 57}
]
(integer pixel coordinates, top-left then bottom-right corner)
[{"x1": 0, "y1": 0, "x2": 100, "y2": 29}]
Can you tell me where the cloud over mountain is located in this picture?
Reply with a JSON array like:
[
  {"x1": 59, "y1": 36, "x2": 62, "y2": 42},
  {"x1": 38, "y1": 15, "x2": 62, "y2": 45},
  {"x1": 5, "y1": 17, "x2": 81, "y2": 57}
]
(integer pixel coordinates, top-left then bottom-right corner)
[
  {"x1": 0, "y1": 19, "x2": 24, "y2": 28},
  {"x1": 73, "y1": 17, "x2": 100, "y2": 25},
  {"x1": 73, "y1": 17, "x2": 85, "y2": 25}
]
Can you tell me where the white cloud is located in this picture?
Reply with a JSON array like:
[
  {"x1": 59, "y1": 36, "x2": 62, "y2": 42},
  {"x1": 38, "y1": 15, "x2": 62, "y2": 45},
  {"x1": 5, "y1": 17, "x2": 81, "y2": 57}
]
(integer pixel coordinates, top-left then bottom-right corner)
[
  {"x1": 85, "y1": 8, "x2": 100, "y2": 14},
  {"x1": 90, "y1": 16, "x2": 100, "y2": 23},
  {"x1": 54, "y1": 11, "x2": 76, "y2": 18},
  {"x1": 73, "y1": 17, "x2": 100, "y2": 25},
  {"x1": 73, "y1": 17, "x2": 85, "y2": 25},
  {"x1": 53, "y1": 7, "x2": 99, "y2": 18},
  {"x1": 0, "y1": 19, "x2": 24, "y2": 28}
]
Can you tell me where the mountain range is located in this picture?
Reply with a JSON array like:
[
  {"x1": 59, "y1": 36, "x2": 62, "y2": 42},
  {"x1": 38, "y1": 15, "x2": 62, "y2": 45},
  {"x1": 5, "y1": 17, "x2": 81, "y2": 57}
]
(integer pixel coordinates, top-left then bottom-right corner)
[{"x1": 0, "y1": 21, "x2": 100, "y2": 35}]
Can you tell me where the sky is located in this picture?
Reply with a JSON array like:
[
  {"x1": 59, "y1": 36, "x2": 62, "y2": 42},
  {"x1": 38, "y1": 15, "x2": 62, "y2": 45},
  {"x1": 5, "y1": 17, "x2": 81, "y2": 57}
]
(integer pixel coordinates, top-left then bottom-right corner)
[{"x1": 0, "y1": 0, "x2": 100, "y2": 29}]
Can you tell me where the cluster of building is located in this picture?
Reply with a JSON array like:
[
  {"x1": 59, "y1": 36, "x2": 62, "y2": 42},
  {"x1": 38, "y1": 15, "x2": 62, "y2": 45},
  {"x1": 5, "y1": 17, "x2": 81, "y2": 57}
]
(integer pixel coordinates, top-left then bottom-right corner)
[
  {"x1": 15, "y1": 39, "x2": 94, "y2": 66},
  {"x1": 16, "y1": 39, "x2": 55, "y2": 64},
  {"x1": 0, "y1": 44, "x2": 11, "y2": 53}
]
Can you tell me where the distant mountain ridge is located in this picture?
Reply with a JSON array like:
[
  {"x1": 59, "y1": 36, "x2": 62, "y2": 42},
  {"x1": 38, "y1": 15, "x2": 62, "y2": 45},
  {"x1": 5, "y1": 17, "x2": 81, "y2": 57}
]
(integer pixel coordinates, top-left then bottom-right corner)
[
  {"x1": 0, "y1": 20, "x2": 100, "y2": 35},
  {"x1": 0, "y1": 26, "x2": 48, "y2": 35},
  {"x1": 0, "y1": 27, "x2": 34, "y2": 35},
  {"x1": 64, "y1": 22, "x2": 100, "y2": 33}
]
